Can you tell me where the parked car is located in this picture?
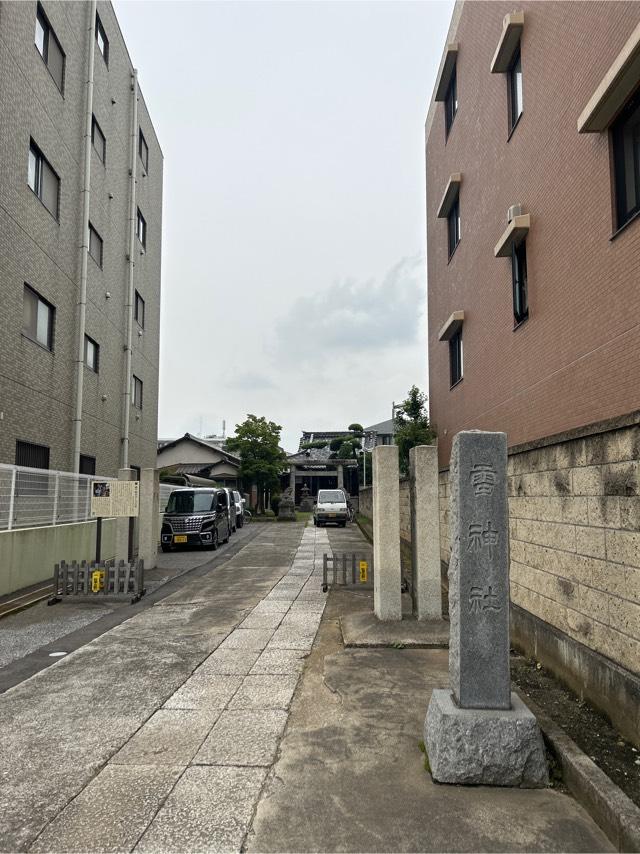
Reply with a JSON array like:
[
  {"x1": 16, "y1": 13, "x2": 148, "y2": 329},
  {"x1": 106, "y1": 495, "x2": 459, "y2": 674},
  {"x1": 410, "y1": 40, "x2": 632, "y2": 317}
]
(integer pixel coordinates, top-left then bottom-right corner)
[
  {"x1": 161, "y1": 488, "x2": 230, "y2": 552},
  {"x1": 233, "y1": 490, "x2": 244, "y2": 528},
  {"x1": 314, "y1": 489, "x2": 349, "y2": 527},
  {"x1": 224, "y1": 488, "x2": 237, "y2": 533}
]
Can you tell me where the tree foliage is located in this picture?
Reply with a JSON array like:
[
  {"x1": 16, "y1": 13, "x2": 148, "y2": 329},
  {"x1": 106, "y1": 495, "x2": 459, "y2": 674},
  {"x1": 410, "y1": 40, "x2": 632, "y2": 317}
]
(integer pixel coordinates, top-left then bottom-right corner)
[
  {"x1": 300, "y1": 440, "x2": 328, "y2": 450},
  {"x1": 226, "y1": 414, "x2": 287, "y2": 511},
  {"x1": 394, "y1": 385, "x2": 436, "y2": 475}
]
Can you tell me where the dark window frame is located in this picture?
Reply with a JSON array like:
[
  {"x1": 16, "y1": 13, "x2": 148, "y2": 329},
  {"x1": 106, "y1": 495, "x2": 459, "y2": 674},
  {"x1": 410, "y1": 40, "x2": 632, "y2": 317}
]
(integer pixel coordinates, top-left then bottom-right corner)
[
  {"x1": 135, "y1": 290, "x2": 145, "y2": 328},
  {"x1": 28, "y1": 139, "x2": 60, "y2": 220},
  {"x1": 511, "y1": 240, "x2": 529, "y2": 326},
  {"x1": 444, "y1": 65, "x2": 458, "y2": 139},
  {"x1": 507, "y1": 46, "x2": 523, "y2": 136},
  {"x1": 79, "y1": 454, "x2": 96, "y2": 475},
  {"x1": 132, "y1": 375, "x2": 143, "y2": 409},
  {"x1": 84, "y1": 334, "x2": 99, "y2": 372},
  {"x1": 612, "y1": 87, "x2": 640, "y2": 231},
  {"x1": 35, "y1": 3, "x2": 65, "y2": 93},
  {"x1": 91, "y1": 115, "x2": 106, "y2": 163},
  {"x1": 136, "y1": 208, "x2": 147, "y2": 249},
  {"x1": 88, "y1": 222, "x2": 103, "y2": 268},
  {"x1": 15, "y1": 440, "x2": 50, "y2": 470},
  {"x1": 22, "y1": 283, "x2": 55, "y2": 351},
  {"x1": 447, "y1": 196, "x2": 461, "y2": 259},
  {"x1": 138, "y1": 128, "x2": 149, "y2": 172},
  {"x1": 95, "y1": 13, "x2": 109, "y2": 65},
  {"x1": 449, "y1": 328, "x2": 463, "y2": 388}
]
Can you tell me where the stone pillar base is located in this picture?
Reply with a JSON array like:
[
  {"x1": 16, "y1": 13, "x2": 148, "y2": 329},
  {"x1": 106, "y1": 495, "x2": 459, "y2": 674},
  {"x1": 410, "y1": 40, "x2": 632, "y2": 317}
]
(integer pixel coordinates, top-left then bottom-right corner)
[{"x1": 424, "y1": 689, "x2": 548, "y2": 788}]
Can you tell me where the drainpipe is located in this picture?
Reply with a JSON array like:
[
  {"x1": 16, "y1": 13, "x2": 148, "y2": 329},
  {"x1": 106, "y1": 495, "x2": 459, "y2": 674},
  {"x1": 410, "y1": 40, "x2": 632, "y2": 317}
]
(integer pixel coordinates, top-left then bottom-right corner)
[
  {"x1": 121, "y1": 69, "x2": 138, "y2": 469},
  {"x1": 71, "y1": 0, "x2": 97, "y2": 472}
]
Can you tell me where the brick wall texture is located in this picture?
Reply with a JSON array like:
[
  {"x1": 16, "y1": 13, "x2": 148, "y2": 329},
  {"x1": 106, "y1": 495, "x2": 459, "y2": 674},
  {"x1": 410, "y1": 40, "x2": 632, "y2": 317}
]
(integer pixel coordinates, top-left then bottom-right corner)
[
  {"x1": 426, "y1": 1, "x2": 640, "y2": 467},
  {"x1": 437, "y1": 423, "x2": 640, "y2": 677},
  {"x1": 0, "y1": 1, "x2": 162, "y2": 475}
]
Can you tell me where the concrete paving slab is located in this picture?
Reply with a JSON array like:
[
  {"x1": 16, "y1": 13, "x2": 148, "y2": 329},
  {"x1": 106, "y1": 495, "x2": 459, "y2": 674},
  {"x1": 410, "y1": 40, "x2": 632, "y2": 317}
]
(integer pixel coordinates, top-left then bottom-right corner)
[
  {"x1": 239, "y1": 612, "x2": 285, "y2": 630},
  {"x1": 228, "y1": 674, "x2": 299, "y2": 710},
  {"x1": 268, "y1": 627, "x2": 317, "y2": 651},
  {"x1": 163, "y1": 673, "x2": 243, "y2": 710},
  {"x1": 288, "y1": 601, "x2": 326, "y2": 614},
  {"x1": 193, "y1": 709, "x2": 288, "y2": 766},
  {"x1": 250, "y1": 600, "x2": 292, "y2": 614},
  {"x1": 217, "y1": 628, "x2": 275, "y2": 651},
  {"x1": 111, "y1": 708, "x2": 221, "y2": 766},
  {"x1": 198, "y1": 648, "x2": 262, "y2": 675},
  {"x1": 30, "y1": 764, "x2": 182, "y2": 854},
  {"x1": 341, "y1": 610, "x2": 449, "y2": 648},
  {"x1": 250, "y1": 648, "x2": 309, "y2": 675},
  {"x1": 135, "y1": 765, "x2": 267, "y2": 853}
]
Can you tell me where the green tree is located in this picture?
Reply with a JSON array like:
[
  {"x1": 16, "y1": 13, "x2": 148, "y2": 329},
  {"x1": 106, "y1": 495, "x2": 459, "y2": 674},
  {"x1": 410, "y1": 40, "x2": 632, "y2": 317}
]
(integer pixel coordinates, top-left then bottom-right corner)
[
  {"x1": 394, "y1": 385, "x2": 436, "y2": 475},
  {"x1": 226, "y1": 414, "x2": 287, "y2": 512}
]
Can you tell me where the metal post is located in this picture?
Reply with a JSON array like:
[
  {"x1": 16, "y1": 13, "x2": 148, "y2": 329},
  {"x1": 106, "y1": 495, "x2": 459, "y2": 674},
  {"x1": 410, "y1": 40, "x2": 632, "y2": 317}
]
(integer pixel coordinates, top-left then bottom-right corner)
[
  {"x1": 7, "y1": 467, "x2": 16, "y2": 531},
  {"x1": 96, "y1": 517, "x2": 102, "y2": 563},
  {"x1": 52, "y1": 472, "x2": 60, "y2": 524}
]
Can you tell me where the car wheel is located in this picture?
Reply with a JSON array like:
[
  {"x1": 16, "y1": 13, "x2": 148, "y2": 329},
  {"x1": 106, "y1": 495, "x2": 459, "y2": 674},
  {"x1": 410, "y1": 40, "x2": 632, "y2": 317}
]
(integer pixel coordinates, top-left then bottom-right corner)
[
  {"x1": 223, "y1": 527, "x2": 230, "y2": 544},
  {"x1": 211, "y1": 529, "x2": 219, "y2": 551}
]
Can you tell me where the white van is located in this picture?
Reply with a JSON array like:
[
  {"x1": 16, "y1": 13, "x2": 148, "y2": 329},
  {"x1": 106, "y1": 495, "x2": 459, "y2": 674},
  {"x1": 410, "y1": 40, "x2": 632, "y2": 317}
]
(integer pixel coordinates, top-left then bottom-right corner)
[{"x1": 313, "y1": 489, "x2": 349, "y2": 527}]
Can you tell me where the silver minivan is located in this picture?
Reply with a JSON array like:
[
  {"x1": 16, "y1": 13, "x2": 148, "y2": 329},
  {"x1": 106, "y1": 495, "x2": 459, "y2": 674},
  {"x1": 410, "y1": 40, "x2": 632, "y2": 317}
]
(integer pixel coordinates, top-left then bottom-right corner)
[{"x1": 161, "y1": 488, "x2": 231, "y2": 552}]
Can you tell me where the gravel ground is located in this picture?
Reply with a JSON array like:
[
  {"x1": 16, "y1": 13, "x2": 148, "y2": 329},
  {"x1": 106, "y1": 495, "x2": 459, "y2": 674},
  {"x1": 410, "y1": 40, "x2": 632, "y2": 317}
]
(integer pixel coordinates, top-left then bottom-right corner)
[{"x1": 511, "y1": 654, "x2": 640, "y2": 808}]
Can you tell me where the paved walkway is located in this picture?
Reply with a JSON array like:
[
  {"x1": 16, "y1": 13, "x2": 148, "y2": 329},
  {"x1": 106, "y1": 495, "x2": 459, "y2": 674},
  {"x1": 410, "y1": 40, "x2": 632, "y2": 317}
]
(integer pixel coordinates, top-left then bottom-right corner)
[{"x1": 0, "y1": 521, "x2": 327, "y2": 852}]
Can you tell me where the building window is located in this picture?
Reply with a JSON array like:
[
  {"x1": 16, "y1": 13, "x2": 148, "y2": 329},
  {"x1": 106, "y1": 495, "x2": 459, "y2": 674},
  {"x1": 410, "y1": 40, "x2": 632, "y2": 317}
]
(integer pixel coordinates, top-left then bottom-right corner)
[
  {"x1": 84, "y1": 335, "x2": 99, "y2": 372},
  {"x1": 132, "y1": 375, "x2": 143, "y2": 409},
  {"x1": 88, "y1": 223, "x2": 103, "y2": 267},
  {"x1": 139, "y1": 129, "x2": 149, "y2": 171},
  {"x1": 508, "y1": 47, "x2": 523, "y2": 134},
  {"x1": 135, "y1": 290, "x2": 145, "y2": 328},
  {"x1": 23, "y1": 284, "x2": 54, "y2": 350},
  {"x1": 91, "y1": 115, "x2": 106, "y2": 162},
  {"x1": 136, "y1": 208, "x2": 147, "y2": 248},
  {"x1": 35, "y1": 4, "x2": 65, "y2": 93},
  {"x1": 16, "y1": 440, "x2": 50, "y2": 470},
  {"x1": 449, "y1": 328, "x2": 463, "y2": 387},
  {"x1": 28, "y1": 140, "x2": 59, "y2": 219},
  {"x1": 612, "y1": 88, "x2": 640, "y2": 230},
  {"x1": 79, "y1": 454, "x2": 96, "y2": 475},
  {"x1": 95, "y1": 13, "x2": 109, "y2": 65},
  {"x1": 447, "y1": 197, "x2": 461, "y2": 258},
  {"x1": 444, "y1": 65, "x2": 458, "y2": 138},
  {"x1": 512, "y1": 240, "x2": 528, "y2": 325}
]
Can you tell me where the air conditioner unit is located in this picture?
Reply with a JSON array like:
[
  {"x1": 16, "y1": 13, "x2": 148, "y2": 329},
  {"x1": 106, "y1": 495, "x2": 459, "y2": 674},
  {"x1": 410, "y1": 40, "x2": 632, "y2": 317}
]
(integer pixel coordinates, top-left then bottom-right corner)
[{"x1": 507, "y1": 204, "x2": 523, "y2": 222}]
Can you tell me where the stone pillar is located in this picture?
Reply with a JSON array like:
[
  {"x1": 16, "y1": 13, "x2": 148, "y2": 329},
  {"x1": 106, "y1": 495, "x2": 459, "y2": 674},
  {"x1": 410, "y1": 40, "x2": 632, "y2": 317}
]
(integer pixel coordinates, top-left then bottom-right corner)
[
  {"x1": 409, "y1": 445, "x2": 442, "y2": 621},
  {"x1": 424, "y1": 431, "x2": 548, "y2": 787},
  {"x1": 289, "y1": 465, "x2": 296, "y2": 490},
  {"x1": 337, "y1": 464, "x2": 344, "y2": 489},
  {"x1": 372, "y1": 445, "x2": 402, "y2": 621},
  {"x1": 138, "y1": 468, "x2": 159, "y2": 570},
  {"x1": 115, "y1": 468, "x2": 135, "y2": 564}
]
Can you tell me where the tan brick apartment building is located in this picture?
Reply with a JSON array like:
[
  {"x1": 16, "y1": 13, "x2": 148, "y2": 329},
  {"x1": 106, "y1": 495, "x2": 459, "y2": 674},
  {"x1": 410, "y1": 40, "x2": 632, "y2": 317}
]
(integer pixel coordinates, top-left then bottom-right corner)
[
  {"x1": 426, "y1": 3, "x2": 640, "y2": 743},
  {"x1": 0, "y1": 1, "x2": 162, "y2": 476}
]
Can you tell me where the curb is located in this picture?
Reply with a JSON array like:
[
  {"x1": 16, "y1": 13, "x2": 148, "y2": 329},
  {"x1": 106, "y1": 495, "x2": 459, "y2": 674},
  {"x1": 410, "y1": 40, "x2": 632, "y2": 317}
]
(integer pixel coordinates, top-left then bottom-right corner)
[{"x1": 520, "y1": 691, "x2": 640, "y2": 852}]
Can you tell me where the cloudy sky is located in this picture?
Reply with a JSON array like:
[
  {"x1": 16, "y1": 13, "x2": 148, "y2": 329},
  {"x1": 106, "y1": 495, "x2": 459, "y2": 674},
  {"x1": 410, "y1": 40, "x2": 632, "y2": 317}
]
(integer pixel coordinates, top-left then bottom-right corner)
[{"x1": 114, "y1": 0, "x2": 454, "y2": 452}]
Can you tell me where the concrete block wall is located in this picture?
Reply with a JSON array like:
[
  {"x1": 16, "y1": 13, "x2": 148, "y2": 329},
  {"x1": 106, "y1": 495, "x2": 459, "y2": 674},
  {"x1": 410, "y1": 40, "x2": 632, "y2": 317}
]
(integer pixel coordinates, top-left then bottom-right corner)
[
  {"x1": 438, "y1": 421, "x2": 640, "y2": 678},
  {"x1": 359, "y1": 481, "x2": 412, "y2": 546}
]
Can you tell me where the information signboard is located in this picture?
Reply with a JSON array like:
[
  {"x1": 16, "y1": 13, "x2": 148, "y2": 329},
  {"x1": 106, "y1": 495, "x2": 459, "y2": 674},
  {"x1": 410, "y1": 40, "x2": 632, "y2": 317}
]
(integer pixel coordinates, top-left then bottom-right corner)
[{"x1": 91, "y1": 481, "x2": 139, "y2": 518}]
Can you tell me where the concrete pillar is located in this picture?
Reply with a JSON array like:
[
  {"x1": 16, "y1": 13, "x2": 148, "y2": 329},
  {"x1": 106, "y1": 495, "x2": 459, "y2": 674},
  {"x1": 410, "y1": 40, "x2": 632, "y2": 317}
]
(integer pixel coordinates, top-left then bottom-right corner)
[
  {"x1": 409, "y1": 445, "x2": 442, "y2": 620},
  {"x1": 372, "y1": 445, "x2": 402, "y2": 621},
  {"x1": 138, "y1": 468, "x2": 159, "y2": 570},
  {"x1": 115, "y1": 467, "x2": 135, "y2": 564},
  {"x1": 337, "y1": 464, "x2": 344, "y2": 489},
  {"x1": 289, "y1": 465, "x2": 296, "y2": 490}
]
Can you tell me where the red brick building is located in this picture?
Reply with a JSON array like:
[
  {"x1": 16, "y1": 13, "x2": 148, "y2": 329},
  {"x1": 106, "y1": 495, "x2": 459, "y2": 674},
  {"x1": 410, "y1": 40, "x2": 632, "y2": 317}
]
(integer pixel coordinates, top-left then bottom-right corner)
[{"x1": 426, "y1": 1, "x2": 640, "y2": 466}]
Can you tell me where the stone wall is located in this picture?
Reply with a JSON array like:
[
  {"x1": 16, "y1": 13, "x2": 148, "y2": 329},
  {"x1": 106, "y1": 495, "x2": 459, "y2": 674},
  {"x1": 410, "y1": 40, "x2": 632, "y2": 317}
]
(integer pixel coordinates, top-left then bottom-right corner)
[
  {"x1": 358, "y1": 481, "x2": 411, "y2": 545},
  {"x1": 359, "y1": 486, "x2": 372, "y2": 519},
  {"x1": 438, "y1": 419, "x2": 640, "y2": 678}
]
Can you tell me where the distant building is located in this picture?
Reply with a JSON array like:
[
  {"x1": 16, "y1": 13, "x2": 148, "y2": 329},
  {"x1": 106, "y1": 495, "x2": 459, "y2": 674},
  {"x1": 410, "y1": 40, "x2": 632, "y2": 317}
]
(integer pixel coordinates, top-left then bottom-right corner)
[
  {"x1": 0, "y1": 1, "x2": 162, "y2": 476},
  {"x1": 363, "y1": 419, "x2": 396, "y2": 448},
  {"x1": 157, "y1": 434, "x2": 240, "y2": 488}
]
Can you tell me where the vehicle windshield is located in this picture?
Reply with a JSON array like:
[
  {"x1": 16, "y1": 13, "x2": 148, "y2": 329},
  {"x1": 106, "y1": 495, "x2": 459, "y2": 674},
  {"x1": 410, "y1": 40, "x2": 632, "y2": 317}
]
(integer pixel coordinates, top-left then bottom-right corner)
[
  {"x1": 166, "y1": 491, "x2": 214, "y2": 514},
  {"x1": 318, "y1": 490, "x2": 345, "y2": 503}
]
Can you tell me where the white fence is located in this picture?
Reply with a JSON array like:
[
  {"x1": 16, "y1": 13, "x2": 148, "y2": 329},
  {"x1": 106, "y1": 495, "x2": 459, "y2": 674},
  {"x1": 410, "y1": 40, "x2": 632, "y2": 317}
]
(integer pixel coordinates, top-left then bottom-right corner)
[{"x1": 0, "y1": 463, "x2": 114, "y2": 532}]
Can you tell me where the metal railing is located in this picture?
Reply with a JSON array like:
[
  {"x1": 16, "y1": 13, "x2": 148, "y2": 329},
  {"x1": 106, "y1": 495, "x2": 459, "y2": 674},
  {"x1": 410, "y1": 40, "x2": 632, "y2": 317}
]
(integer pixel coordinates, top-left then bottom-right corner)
[{"x1": 0, "y1": 463, "x2": 114, "y2": 532}]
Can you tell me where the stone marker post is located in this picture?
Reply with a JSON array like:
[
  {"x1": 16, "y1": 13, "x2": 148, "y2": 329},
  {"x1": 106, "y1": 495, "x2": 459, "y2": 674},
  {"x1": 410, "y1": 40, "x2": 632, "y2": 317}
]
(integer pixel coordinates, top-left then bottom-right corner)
[
  {"x1": 138, "y1": 468, "x2": 159, "y2": 570},
  {"x1": 424, "y1": 431, "x2": 548, "y2": 787},
  {"x1": 115, "y1": 467, "x2": 135, "y2": 565},
  {"x1": 409, "y1": 445, "x2": 442, "y2": 621},
  {"x1": 372, "y1": 445, "x2": 402, "y2": 621}
]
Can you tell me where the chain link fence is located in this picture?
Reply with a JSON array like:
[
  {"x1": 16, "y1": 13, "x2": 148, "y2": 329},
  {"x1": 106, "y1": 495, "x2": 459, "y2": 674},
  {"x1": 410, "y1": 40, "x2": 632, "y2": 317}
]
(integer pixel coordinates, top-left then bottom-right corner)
[{"x1": 0, "y1": 464, "x2": 115, "y2": 532}]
